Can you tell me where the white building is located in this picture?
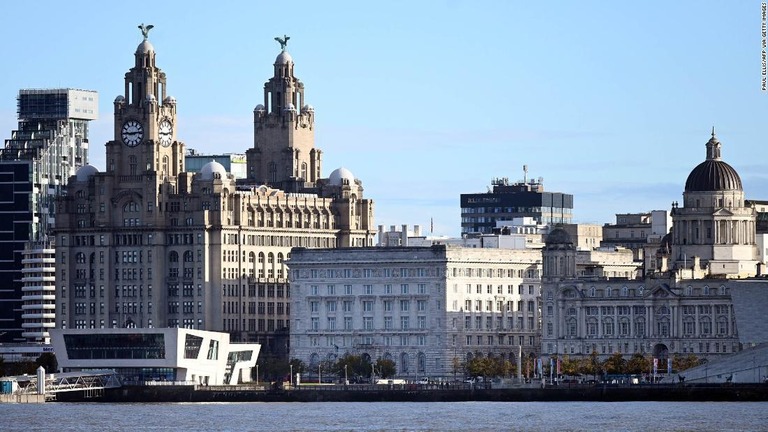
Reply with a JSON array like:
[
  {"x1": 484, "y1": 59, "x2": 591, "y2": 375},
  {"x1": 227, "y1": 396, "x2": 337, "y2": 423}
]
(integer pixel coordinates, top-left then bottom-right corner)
[
  {"x1": 288, "y1": 245, "x2": 542, "y2": 381},
  {"x1": 50, "y1": 327, "x2": 259, "y2": 385}
]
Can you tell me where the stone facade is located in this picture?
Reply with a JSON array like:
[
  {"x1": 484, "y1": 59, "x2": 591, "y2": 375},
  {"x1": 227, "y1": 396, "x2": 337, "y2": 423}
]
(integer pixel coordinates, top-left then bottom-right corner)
[
  {"x1": 542, "y1": 132, "x2": 758, "y2": 364},
  {"x1": 53, "y1": 29, "x2": 375, "y2": 364},
  {"x1": 288, "y1": 245, "x2": 542, "y2": 381}
]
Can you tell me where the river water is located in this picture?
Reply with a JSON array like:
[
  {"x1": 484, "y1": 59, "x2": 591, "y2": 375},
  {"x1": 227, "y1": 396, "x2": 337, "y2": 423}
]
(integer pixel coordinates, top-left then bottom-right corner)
[{"x1": 4, "y1": 401, "x2": 767, "y2": 431}]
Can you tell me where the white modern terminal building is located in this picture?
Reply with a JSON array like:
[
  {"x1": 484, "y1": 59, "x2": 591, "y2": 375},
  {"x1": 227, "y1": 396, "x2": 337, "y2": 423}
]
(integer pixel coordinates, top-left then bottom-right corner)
[{"x1": 51, "y1": 328, "x2": 260, "y2": 385}]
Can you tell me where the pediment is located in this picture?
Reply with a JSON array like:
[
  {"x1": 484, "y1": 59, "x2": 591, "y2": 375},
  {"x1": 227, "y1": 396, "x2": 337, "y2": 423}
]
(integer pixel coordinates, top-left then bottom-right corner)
[{"x1": 713, "y1": 208, "x2": 735, "y2": 217}]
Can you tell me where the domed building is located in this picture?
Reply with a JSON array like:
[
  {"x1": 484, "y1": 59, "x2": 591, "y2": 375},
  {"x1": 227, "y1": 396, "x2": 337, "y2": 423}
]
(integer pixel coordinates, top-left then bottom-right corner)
[
  {"x1": 671, "y1": 130, "x2": 758, "y2": 278},
  {"x1": 541, "y1": 131, "x2": 757, "y2": 372}
]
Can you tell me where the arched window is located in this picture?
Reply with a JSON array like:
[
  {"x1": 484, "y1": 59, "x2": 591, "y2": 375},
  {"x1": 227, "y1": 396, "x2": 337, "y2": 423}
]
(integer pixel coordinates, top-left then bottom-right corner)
[
  {"x1": 566, "y1": 318, "x2": 577, "y2": 337},
  {"x1": 589, "y1": 286, "x2": 596, "y2": 297},
  {"x1": 417, "y1": 352, "x2": 426, "y2": 373},
  {"x1": 621, "y1": 286, "x2": 628, "y2": 297},
  {"x1": 716, "y1": 316, "x2": 729, "y2": 335},
  {"x1": 169, "y1": 251, "x2": 179, "y2": 263},
  {"x1": 602, "y1": 318, "x2": 614, "y2": 336},
  {"x1": 400, "y1": 353, "x2": 409, "y2": 374}
]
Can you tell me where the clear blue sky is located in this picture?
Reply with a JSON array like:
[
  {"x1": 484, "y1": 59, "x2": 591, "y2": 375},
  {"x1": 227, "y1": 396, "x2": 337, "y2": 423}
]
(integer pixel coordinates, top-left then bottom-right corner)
[{"x1": 1, "y1": 1, "x2": 766, "y2": 237}]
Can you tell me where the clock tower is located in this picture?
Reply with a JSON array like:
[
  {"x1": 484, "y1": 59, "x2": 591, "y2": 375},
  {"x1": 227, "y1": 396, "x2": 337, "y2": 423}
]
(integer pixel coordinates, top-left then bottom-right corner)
[
  {"x1": 246, "y1": 36, "x2": 321, "y2": 192},
  {"x1": 107, "y1": 24, "x2": 183, "y2": 185}
]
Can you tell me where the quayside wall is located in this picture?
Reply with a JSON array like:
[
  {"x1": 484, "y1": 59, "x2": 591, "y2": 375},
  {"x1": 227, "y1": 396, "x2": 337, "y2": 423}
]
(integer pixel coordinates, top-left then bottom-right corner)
[{"x1": 53, "y1": 384, "x2": 768, "y2": 403}]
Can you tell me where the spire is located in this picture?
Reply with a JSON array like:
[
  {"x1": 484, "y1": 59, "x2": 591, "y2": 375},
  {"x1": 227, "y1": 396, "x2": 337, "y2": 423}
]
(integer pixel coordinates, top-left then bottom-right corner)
[{"x1": 705, "y1": 126, "x2": 721, "y2": 161}]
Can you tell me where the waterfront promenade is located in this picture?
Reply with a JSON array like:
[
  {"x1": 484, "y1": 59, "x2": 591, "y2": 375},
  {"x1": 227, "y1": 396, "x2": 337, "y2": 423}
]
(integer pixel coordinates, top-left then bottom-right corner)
[{"x1": 52, "y1": 382, "x2": 768, "y2": 403}]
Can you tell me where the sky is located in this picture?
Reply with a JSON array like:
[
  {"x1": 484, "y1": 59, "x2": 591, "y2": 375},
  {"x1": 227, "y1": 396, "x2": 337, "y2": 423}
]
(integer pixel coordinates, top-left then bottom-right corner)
[{"x1": 1, "y1": 1, "x2": 766, "y2": 238}]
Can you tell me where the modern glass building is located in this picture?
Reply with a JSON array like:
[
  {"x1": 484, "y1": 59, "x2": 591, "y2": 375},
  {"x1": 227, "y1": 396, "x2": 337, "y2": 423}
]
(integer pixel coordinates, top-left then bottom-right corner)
[
  {"x1": 460, "y1": 177, "x2": 574, "y2": 235},
  {"x1": 0, "y1": 88, "x2": 97, "y2": 343}
]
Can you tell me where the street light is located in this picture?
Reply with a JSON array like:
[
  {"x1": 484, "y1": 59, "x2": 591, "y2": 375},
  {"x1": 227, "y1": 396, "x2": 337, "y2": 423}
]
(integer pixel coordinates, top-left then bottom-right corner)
[
  {"x1": 344, "y1": 364, "x2": 348, "y2": 386},
  {"x1": 290, "y1": 364, "x2": 293, "y2": 388},
  {"x1": 319, "y1": 364, "x2": 322, "y2": 384},
  {"x1": 256, "y1": 364, "x2": 259, "y2": 386}
]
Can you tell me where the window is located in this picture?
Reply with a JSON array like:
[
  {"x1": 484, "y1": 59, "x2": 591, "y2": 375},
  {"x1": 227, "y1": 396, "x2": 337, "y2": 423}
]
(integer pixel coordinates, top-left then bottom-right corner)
[
  {"x1": 417, "y1": 300, "x2": 426, "y2": 311},
  {"x1": 363, "y1": 301, "x2": 373, "y2": 312}
]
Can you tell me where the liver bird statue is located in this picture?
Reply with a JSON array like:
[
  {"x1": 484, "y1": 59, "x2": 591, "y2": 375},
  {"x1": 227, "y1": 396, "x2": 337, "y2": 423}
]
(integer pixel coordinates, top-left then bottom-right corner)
[{"x1": 275, "y1": 35, "x2": 290, "y2": 51}]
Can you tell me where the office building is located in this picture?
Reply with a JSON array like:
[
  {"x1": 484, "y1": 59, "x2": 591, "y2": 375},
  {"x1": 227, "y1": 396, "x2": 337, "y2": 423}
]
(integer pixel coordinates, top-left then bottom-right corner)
[
  {"x1": 0, "y1": 88, "x2": 97, "y2": 344},
  {"x1": 288, "y1": 245, "x2": 543, "y2": 380},
  {"x1": 54, "y1": 28, "x2": 375, "y2": 367},
  {"x1": 461, "y1": 175, "x2": 573, "y2": 235}
]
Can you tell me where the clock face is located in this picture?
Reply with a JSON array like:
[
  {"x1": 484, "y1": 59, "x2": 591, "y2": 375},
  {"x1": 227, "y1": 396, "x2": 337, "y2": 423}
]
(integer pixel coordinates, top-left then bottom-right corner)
[
  {"x1": 158, "y1": 119, "x2": 173, "y2": 147},
  {"x1": 121, "y1": 120, "x2": 144, "y2": 147}
]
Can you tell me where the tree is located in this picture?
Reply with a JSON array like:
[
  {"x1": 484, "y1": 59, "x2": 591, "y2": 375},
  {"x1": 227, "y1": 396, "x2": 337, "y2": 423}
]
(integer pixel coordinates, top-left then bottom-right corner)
[
  {"x1": 374, "y1": 358, "x2": 396, "y2": 379},
  {"x1": 36, "y1": 352, "x2": 58, "y2": 373},
  {"x1": 289, "y1": 358, "x2": 306, "y2": 379},
  {"x1": 672, "y1": 354, "x2": 700, "y2": 372},
  {"x1": 626, "y1": 353, "x2": 651, "y2": 375},
  {"x1": 559, "y1": 356, "x2": 580, "y2": 377},
  {"x1": 579, "y1": 351, "x2": 603, "y2": 379},
  {"x1": 332, "y1": 354, "x2": 372, "y2": 382},
  {"x1": 603, "y1": 353, "x2": 626, "y2": 375},
  {"x1": 465, "y1": 356, "x2": 512, "y2": 379}
]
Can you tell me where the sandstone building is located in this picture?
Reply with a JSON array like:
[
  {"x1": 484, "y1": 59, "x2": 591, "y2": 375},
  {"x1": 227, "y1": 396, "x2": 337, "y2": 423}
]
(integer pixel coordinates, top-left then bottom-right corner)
[{"x1": 54, "y1": 28, "x2": 375, "y2": 366}]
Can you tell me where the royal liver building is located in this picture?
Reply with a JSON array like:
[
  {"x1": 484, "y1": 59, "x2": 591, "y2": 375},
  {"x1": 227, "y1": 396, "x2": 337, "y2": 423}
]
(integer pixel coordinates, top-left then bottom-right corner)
[{"x1": 54, "y1": 26, "x2": 375, "y2": 358}]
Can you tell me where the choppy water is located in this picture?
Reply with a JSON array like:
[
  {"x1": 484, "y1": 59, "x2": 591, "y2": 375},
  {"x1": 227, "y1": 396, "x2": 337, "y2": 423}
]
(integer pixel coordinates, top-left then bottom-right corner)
[{"x1": 3, "y1": 401, "x2": 767, "y2": 431}]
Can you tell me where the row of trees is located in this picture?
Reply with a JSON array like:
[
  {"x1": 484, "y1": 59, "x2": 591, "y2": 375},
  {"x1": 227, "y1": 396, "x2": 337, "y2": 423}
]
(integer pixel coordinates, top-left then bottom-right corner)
[
  {"x1": 280, "y1": 351, "x2": 702, "y2": 383},
  {"x1": 287, "y1": 354, "x2": 397, "y2": 383},
  {"x1": 558, "y1": 352, "x2": 702, "y2": 377},
  {"x1": 0, "y1": 352, "x2": 58, "y2": 377}
]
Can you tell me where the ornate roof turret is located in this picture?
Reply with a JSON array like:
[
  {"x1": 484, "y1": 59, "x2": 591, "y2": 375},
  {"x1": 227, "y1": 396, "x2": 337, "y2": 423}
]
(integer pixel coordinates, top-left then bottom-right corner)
[{"x1": 684, "y1": 129, "x2": 743, "y2": 192}]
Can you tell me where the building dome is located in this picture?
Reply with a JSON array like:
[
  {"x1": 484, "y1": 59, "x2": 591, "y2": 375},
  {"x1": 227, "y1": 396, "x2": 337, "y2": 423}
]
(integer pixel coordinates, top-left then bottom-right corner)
[
  {"x1": 545, "y1": 227, "x2": 573, "y2": 246},
  {"x1": 75, "y1": 164, "x2": 99, "y2": 181},
  {"x1": 275, "y1": 50, "x2": 293, "y2": 65},
  {"x1": 163, "y1": 95, "x2": 176, "y2": 105},
  {"x1": 136, "y1": 39, "x2": 154, "y2": 54},
  {"x1": 328, "y1": 167, "x2": 355, "y2": 186},
  {"x1": 114, "y1": 95, "x2": 125, "y2": 103},
  {"x1": 684, "y1": 132, "x2": 743, "y2": 192},
  {"x1": 302, "y1": 104, "x2": 314, "y2": 113},
  {"x1": 199, "y1": 160, "x2": 228, "y2": 180},
  {"x1": 684, "y1": 160, "x2": 742, "y2": 192},
  {"x1": 144, "y1": 94, "x2": 156, "y2": 103},
  {"x1": 254, "y1": 104, "x2": 266, "y2": 112},
  {"x1": 283, "y1": 103, "x2": 296, "y2": 113}
]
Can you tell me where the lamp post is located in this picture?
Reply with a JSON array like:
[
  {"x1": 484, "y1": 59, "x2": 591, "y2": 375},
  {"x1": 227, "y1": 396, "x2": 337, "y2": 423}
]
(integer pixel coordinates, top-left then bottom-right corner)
[
  {"x1": 256, "y1": 364, "x2": 259, "y2": 386},
  {"x1": 290, "y1": 364, "x2": 293, "y2": 388},
  {"x1": 319, "y1": 364, "x2": 322, "y2": 384},
  {"x1": 344, "y1": 364, "x2": 348, "y2": 386}
]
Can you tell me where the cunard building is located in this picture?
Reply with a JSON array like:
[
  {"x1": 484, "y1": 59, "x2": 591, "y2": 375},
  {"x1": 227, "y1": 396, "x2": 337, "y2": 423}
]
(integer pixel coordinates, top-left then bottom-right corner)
[{"x1": 54, "y1": 27, "x2": 375, "y2": 363}]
